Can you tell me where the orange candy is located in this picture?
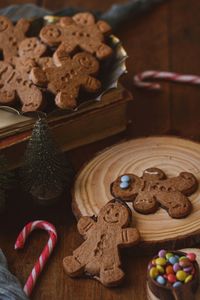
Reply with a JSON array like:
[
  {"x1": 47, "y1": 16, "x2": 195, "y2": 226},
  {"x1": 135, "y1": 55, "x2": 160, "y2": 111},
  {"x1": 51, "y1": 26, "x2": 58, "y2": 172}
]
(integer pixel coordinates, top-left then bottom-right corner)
[{"x1": 166, "y1": 265, "x2": 174, "y2": 275}]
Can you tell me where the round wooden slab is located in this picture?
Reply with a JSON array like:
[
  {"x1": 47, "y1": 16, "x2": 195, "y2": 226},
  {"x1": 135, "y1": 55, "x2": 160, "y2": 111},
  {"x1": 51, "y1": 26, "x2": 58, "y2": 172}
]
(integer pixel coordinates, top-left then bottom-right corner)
[
  {"x1": 73, "y1": 136, "x2": 200, "y2": 249},
  {"x1": 146, "y1": 248, "x2": 200, "y2": 300}
]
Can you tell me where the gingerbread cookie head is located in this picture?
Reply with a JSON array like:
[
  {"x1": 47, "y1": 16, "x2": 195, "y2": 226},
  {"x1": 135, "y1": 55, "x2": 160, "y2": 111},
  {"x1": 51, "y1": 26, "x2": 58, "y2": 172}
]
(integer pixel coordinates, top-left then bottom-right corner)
[
  {"x1": 18, "y1": 37, "x2": 47, "y2": 59},
  {"x1": 98, "y1": 199, "x2": 131, "y2": 227},
  {"x1": 111, "y1": 168, "x2": 198, "y2": 219},
  {"x1": 63, "y1": 199, "x2": 140, "y2": 287},
  {"x1": 0, "y1": 16, "x2": 30, "y2": 61},
  {"x1": 40, "y1": 12, "x2": 113, "y2": 60},
  {"x1": 147, "y1": 249, "x2": 199, "y2": 300},
  {"x1": 30, "y1": 52, "x2": 101, "y2": 110}
]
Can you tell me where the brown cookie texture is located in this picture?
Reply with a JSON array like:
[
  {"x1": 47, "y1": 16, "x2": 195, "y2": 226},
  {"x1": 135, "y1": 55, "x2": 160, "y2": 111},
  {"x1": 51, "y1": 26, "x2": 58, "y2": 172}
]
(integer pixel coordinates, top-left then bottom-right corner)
[
  {"x1": 30, "y1": 52, "x2": 101, "y2": 110},
  {"x1": 63, "y1": 199, "x2": 140, "y2": 287},
  {"x1": 111, "y1": 168, "x2": 198, "y2": 219},
  {"x1": 0, "y1": 16, "x2": 30, "y2": 61},
  {"x1": 0, "y1": 61, "x2": 43, "y2": 112},
  {"x1": 40, "y1": 12, "x2": 113, "y2": 60}
]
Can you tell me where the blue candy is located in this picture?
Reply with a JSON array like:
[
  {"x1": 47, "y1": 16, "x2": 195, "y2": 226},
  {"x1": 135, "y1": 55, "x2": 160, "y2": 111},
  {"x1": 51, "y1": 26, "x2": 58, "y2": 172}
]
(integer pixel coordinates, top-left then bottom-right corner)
[
  {"x1": 156, "y1": 275, "x2": 166, "y2": 285},
  {"x1": 120, "y1": 181, "x2": 129, "y2": 189},
  {"x1": 120, "y1": 175, "x2": 130, "y2": 182},
  {"x1": 173, "y1": 281, "x2": 182, "y2": 288},
  {"x1": 169, "y1": 256, "x2": 179, "y2": 265}
]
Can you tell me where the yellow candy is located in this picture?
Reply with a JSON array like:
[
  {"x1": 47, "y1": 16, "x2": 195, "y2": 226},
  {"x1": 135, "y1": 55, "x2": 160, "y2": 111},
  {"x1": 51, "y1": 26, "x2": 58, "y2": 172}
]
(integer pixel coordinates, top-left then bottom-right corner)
[
  {"x1": 156, "y1": 265, "x2": 164, "y2": 274},
  {"x1": 176, "y1": 270, "x2": 187, "y2": 281},
  {"x1": 155, "y1": 258, "x2": 167, "y2": 266},
  {"x1": 150, "y1": 267, "x2": 159, "y2": 279},
  {"x1": 185, "y1": 275, "x2": 193, "y2": 283},
  {"x1": 166, "y1": 253, "x2": 173, "y2": 260},
  {"x1": 179, "y1": 256, "x2": 187, "y2": 261}
]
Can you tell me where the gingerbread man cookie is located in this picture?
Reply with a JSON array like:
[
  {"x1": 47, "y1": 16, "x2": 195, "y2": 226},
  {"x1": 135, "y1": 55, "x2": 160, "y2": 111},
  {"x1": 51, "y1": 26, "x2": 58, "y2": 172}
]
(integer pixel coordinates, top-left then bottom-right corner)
[
  {"x1": 10, "y1": 37, "x2": 54, "y2": 76},
  {"x1": 40, "y1": 12, "x2": 112, "y2": 60},
  {"x1": 0, "y1": 61, "x2": 43, "y2": 112},
  {"x1": 63, "y1": 199, "x2": 140, "y2": 287},
  {"x1": 0, "y1": 16, "x2": 30, "y2": 61},
  {"x1": 111, "y1": 168, "x2": 198, "y2": 219},
  {"x1": 30, "y1": 52, "x2": 101, "y2": 109}
]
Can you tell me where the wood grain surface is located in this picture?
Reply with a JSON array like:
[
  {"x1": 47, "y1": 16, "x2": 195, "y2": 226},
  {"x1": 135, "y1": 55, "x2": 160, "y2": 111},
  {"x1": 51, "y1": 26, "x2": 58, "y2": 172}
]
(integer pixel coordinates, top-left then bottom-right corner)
[
  {"x1": 73, "y1": 136, "x2": 200, "y2": 251},
  {"x1": 0, "y1": 0, "x2": 200, "y2": 300}
]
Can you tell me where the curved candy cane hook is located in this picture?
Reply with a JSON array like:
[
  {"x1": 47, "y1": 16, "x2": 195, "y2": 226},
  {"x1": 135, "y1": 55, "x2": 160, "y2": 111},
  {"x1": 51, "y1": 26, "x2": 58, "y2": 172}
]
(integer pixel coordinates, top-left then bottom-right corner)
[
  {"x1": 133, "y1": 70, "x2": 200, "y2": 90},
  {"x1": 15, "y1": 220, "x2": 57, "y2": 297}
]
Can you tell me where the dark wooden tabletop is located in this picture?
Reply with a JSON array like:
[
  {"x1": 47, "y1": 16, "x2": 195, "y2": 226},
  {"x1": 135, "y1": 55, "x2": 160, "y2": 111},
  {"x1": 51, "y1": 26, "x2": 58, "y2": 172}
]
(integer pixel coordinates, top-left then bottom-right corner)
[{"x1": 0, "y1": 0, "x2": 200, "y2": 299}]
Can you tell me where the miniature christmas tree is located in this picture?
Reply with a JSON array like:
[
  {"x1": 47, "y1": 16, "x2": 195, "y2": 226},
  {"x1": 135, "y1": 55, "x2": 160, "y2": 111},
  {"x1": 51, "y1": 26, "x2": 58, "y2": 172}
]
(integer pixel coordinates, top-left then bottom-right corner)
[{"x1": 21, "y1": 117, "x2": 74, "y2": 205}]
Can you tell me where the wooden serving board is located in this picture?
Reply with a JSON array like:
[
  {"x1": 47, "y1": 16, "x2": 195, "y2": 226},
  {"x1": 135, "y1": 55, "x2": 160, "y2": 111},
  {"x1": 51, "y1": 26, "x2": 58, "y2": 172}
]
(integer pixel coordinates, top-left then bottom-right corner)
[
  {"x1": 73, "y1": 136, "x2": 200, "y2": 250},
  {"x1": 146, "y1": 248, "x2": 200, "y2": 300}
]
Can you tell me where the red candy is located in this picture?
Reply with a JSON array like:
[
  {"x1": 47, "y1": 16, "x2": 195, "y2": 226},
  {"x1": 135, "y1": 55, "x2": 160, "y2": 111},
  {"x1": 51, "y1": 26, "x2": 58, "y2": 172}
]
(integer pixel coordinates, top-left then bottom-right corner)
[
  {"x1": 187, "y1": 253, "x2": 196, "y2": 262},
  {"x1": 167, "y1": 274, "x2": 176, "y2": 283}
]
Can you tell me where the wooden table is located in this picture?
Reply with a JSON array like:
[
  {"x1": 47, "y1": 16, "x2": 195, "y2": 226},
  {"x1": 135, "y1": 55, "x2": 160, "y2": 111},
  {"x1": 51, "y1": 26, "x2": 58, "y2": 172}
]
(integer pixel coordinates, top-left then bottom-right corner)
[{"x1": 0, "y1": 0, "x2": 200, "y2": 299}]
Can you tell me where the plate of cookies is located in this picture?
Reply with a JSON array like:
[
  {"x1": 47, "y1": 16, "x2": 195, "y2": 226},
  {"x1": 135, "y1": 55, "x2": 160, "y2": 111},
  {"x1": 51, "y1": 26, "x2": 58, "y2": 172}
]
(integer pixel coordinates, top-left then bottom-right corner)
[{"x1": 0, "y1": 12, "x2": 127, "y2": 114}]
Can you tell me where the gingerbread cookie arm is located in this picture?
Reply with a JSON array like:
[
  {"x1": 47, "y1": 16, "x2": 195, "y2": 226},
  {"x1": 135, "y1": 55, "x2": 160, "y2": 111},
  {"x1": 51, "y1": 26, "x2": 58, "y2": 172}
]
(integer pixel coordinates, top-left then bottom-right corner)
[
  {"x1": 15, "y1": 18, "x2": 30, "y2": 35},
  {"x1": 81, "y1": 75, "x2": 101, "y2": 93},
  {"x1": 53, "y1": 43, "x2": 77, "y2": 65},
  {"x1": 164, "y1": 172, "x2": 198, "y2": 196},
  {"x1": 77, "y1": 216, "x2": 96, "y2": 238},
  {"x1": 55, "y1": 89, "x2": 78, "y2": 110},
  {"x1": 118, "y1": 228, "x2": 140, "y2": 247},
  {"x1": 30, "y1": 67, "x2": 47, "y2": 86},
  {"x1": 96, "y1": 20, "x2": 112, "y2": 35}
]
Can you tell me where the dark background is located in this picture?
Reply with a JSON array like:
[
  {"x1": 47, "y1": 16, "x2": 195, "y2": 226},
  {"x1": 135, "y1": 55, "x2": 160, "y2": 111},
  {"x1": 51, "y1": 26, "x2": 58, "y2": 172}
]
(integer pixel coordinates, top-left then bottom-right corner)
[{"x1": 0, "y1": 1, "x2": 200, "y2": 299}]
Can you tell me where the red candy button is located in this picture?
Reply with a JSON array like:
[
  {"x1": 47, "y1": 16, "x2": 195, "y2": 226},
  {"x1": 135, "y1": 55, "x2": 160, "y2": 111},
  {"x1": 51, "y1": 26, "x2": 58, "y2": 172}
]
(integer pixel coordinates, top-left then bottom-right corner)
[{"x1": 167, "y1": 274, "x2": 177, "y2": 283}]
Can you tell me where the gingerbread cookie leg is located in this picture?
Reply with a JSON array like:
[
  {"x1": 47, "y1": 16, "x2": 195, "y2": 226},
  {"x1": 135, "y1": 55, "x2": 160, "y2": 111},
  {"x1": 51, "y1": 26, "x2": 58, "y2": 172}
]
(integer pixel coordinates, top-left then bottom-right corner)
[
  {"x1": 133, "y1": 193, "x2": 159, "y2": 215},
  {"x1": 82, "y1": 75, "x2": 101, "y2": 93},
  {"x1": 55, "y1": 89, "x2": 78, "y2": 109},
  {"x1": 156, "y1": 191, "x2": 192, "y2": 219},
  {"x1": 63, "y1": 255, "x2": 85, "y2": 277},
  {"x1": 100, "y1": 264, "x2": 125, "y2": 287}
]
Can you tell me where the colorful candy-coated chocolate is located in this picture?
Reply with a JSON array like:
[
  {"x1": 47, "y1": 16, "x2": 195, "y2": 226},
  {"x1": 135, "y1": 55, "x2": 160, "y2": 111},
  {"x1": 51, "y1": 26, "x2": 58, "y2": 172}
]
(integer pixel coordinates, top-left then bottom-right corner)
[
  {"x1": 179, "y1": 258, "x2": 191, "y2": 268},
  {"x1": 169, "y1": 256, "x2": 179, "y2": 265},
  {"x1": 166, "y1": 253, "x2": 173, "y2": 260},
  {"x1": 183, "y1": 266, "x2": 193, "y2": 273},
  {"x1": 179, "y1": 256, "x2": 187, "y2": 261},
  {"x1": 173, "y1": 263, "x2": 181, "y2": 272},
  {"x1": 185, "y1": 274, "x2": 193, "y2": 283},
  {"x1": 166, "y1": 265, "x2": 174, "y2": 275},
  {"x1": 150, "y1": 267, "x2": 159, "y2": 279},
  {"x1": 155, "y1": 258, "x2": 166, "y2": 266},
  {"x1": 173, "y1": 281, "x2": 182, "y2": 288},
  {"x1": 119, "y1": 181, "x2": 129, "y2": 189},
  {"x1": 167, "y1": 274, "x2": 177, "y2": 283},
  {"x1": 156, "y1": 275, "x2": 166, "y2": 285},
  {"x1": 120, "y1": 175, "x2": 130, "y2": 182},
  {"x1": 156, "y1": 265, "x2": 164, "y2": 274},
  {"x1": 176, "y1": 270, "x2": 187, "y2": 281},
  {"x1": 158, "y1": 249, "x2": 166, "y2": 258},
  {"x1": 187, "y1": 253, "x2": 196, "y2": 262}
]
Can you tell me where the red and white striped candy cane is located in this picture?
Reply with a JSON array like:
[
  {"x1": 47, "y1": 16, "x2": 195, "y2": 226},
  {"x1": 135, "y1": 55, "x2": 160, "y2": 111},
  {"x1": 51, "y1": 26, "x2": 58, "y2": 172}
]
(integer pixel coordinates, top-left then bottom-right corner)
[
  {"x1": 15, "y1": 220, "x2": 57, "y2": 297},
  {"x1": 133, "y1": 70, "x2": 200, "y2": 90}
]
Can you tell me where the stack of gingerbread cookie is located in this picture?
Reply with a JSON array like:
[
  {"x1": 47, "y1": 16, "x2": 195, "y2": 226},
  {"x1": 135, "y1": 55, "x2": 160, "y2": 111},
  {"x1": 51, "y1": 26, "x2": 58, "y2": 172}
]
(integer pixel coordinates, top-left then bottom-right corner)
[{"x1": 0, "y1": 12, "x2": 113, "y2": 112}]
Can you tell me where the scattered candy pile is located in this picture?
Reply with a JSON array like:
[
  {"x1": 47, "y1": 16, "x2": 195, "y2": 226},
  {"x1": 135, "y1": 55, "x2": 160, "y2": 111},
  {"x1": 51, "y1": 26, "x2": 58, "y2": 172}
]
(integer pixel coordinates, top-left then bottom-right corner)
[
  {"x1": 119, "y1": 175, "x2": 131, "y2": 189},
  {"x1": 148, "y1": 250, "x2": 197, "y2": 289}
]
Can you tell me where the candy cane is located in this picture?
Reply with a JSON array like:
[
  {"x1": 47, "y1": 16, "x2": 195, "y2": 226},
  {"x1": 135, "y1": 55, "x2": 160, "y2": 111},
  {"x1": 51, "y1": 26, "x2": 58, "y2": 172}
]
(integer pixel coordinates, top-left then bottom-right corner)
[
  {"x1": 15, "y1": 220, "x2": 57, "y2": 297},
  {"x1": 133, "y1": 70, "x2": 200, "y2": 90}
]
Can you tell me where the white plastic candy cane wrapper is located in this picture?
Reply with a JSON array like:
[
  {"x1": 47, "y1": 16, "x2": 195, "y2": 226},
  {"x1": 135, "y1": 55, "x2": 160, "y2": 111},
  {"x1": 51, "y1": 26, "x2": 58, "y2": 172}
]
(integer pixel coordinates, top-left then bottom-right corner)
[{"x1": 15, "y1": 220, "x2": 58, "y2": 297}]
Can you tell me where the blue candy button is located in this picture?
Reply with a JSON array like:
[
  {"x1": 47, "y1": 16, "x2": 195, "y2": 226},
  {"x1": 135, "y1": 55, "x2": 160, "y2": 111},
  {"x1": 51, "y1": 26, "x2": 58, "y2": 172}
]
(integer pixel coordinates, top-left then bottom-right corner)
[
  {"x1": 120, "y1": 175, "x2": 130, "y2": 182},
  {"x1": 120, "y1": 181, "x2": 129, "y2": 189}
]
